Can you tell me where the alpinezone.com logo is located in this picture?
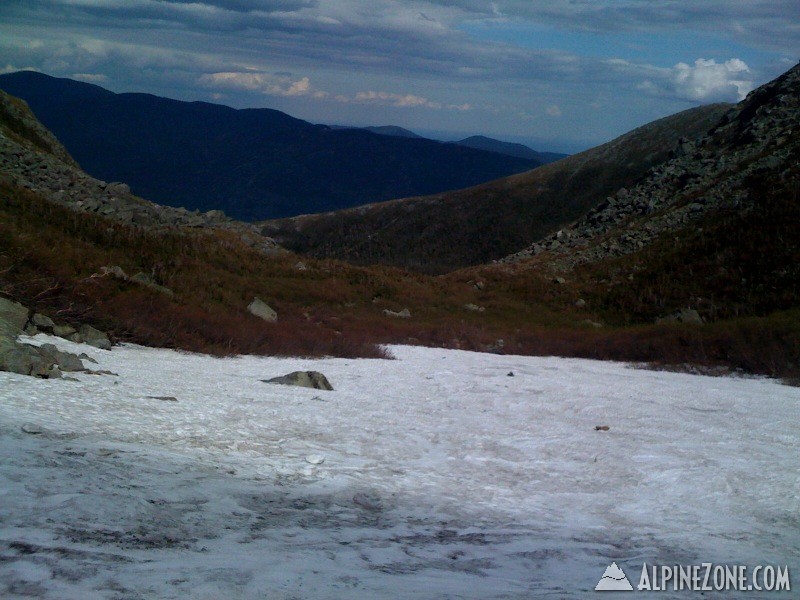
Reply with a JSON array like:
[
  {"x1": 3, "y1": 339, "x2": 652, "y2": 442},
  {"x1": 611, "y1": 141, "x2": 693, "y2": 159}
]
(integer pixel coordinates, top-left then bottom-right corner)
[{"x1": 596, "y1": 562, "x2": 791, "y2": 593}]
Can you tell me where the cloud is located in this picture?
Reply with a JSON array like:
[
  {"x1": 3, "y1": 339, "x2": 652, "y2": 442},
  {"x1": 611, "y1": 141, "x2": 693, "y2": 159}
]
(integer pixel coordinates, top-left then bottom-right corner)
[
  {"x1": 671, "y1": 58, "x2": 753, "y2": 101},
  {"x1": 199, "y1": 71, "x2": 324, "y2": 97},
  {"x1": 354, "y1": 91, "x2": 442, "y2": 109},
  {"x1": 635, "y1": 58, "x2": 755, "y2": 102},
  {"x1": 545, "y1": 104, "x2": 562, "y2": 117},
  {"x1": 72, "y1": 72, "x2": 108, "y2": 82}
]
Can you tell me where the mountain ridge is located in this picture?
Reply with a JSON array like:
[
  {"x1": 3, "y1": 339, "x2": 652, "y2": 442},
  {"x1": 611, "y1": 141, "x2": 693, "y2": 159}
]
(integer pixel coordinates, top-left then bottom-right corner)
[{"x1": 0, "y1": 71, "x2": 542, "y2": 221}]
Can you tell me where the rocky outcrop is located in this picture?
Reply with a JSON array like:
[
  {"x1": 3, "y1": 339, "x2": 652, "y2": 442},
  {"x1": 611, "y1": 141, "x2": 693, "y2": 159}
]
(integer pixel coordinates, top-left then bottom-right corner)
[
  {"x1": 263, "y1": 371, "x2": 334, "y2": 391},
  {"x1": 0, "y1": 89, "x2": 280, "y2": 255},
  {"x1": 503, "y1": 63, "x2": 800, "y2": 270}
]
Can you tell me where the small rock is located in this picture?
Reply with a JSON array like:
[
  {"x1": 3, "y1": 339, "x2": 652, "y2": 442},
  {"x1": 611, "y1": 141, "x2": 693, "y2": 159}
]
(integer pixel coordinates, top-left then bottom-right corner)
[
  {"x1": 21, "y1": 423, "x2": 45, "y2": 435},
  {"x1": 553, "y1": 277, "x2": 566, "y2": 284},
  {"x1": 353, "y1": 493, "x2": 382, "y2": 511},
  {"x1": 507, "y1": 371, "x2": 514, "y2": 377},
  {"x1": 383, "y1": 308, "x2": 411, "y2": 319},
  {"x1": 656, "y1": 308, "x2": 704, "y2": 325},
  {"x1": 305, "y1": 455, "x2": 325, "y2": 465},
  {"x1": 463, "y1": 303, "x2": 485, "y2": 312},
  {"x1": 595, "y1": 425, "x2": 610, "y2": 431},
  {"x1": 575, "y1": 299, "x2": 587, "y2": 308},
  {"x1": 146, "y1": 396, "x2": 178, "y2": 402},
  {"x1": 263, "y1": 371, "x2": 334, "y2": 391}
]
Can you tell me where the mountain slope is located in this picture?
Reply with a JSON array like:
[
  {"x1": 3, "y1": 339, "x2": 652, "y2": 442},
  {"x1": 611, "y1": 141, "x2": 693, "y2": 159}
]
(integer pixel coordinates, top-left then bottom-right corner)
[
  {"x1": 263, "y1": 103, "x2": 730, "y2": 273},
  {"x1": 497, "y1": 62, "x2": 800, "y2": 325},
  {"x1": 0, "y1": 71, "x2": 540, "y2": 221}
]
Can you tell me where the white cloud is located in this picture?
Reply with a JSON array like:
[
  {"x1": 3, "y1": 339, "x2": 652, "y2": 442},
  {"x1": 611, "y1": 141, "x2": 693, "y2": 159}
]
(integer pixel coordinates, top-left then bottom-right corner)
[
  {"x1": 354, "y1": 90, "x2": 442, "y2": 109},
  {"x1": 198, "y1": 71, "x2": 323, "y2": 97},
  {"x1": 634, "y1": 58, "x2": 756, "y2": 103},
  {"x1": 671, "y1": 58, "x2": 754, "y2": 102},
  {"x1": 72, "y1": 72, "x2": 108, "y2": 82}
]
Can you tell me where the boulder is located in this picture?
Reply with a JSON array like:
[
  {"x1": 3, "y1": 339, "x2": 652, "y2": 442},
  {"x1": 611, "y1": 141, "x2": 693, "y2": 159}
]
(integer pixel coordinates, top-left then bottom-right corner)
[
  {"x1": 263, "y1": 371, "x2": 333, "y2": 391},
  {"x1": 79, "y1": 324, "x2": 112, "y2": 350},
  {"x1": 248, "y1": 297, "x2": 278, "y2": 323},
  {"x1": 53, "y1": 324, "x2": 77, "y2": 338},
  {"x1": 0, "y1": 296, "x2": 30, "y2": 335},
  {"x1": 31, "y1": 313, "x2": 56, "y2": 333},
  {"x1": 36, "y1": 343, "x2": 85, "y2": 372},
  {"x1": 657, "y1": 308, "x2": 704, "y2": 325},
  {"x1": 463, "y1": 303, "x2": 485, "y2": 312}
]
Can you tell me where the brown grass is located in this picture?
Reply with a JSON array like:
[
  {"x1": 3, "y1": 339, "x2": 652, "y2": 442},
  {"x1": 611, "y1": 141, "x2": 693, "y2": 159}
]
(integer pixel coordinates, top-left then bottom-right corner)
[{"x1": 2, "y1": 177, "x2": 798, "y2": 379}]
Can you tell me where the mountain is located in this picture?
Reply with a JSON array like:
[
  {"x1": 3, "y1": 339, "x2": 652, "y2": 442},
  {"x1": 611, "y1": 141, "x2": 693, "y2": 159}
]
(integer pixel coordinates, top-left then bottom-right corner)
[
  {"x1": 263, "y1": 103, "x2": 729, "y2": 273},
  {"x1": 454, "y1": 135, "x2": 567, "y2": 163},
  {"x1": 362, "y1": 125, "x2": 423, "y2": 139},
  {"x1": 0, "y1": 71, "x2": 540, "y2": 221}
]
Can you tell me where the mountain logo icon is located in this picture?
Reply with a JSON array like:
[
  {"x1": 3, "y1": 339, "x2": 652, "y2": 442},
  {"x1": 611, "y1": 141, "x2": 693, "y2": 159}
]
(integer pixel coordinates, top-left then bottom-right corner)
[{"x1": 595, "y1": 562, "x2": 633, "y2": 591}]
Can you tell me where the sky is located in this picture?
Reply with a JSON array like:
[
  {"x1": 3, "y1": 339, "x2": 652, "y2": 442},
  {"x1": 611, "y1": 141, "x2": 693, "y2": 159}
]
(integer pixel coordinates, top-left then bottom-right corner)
[{"x1": 0, "y1": 1, "x2": 798, "y2": 153}]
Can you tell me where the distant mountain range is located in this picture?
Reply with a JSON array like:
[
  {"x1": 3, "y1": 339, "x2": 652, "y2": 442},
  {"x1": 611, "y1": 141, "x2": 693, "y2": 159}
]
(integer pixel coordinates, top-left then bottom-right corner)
[
  {"x1": 0, "y1": 71, "x2": 544, "y2": 220},
  {"x1": 339, "y1": 126, "x2": 568, "y2": 163},
  {"x1": 452, "y1": 136, "x2": 567, "y2": 164}
]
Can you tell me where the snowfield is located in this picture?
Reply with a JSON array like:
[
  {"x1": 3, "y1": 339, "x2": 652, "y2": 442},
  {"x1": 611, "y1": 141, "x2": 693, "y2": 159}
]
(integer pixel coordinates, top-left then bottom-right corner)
[{"x1": 1, "y1": 336, "x2": 798, "y2": 599}]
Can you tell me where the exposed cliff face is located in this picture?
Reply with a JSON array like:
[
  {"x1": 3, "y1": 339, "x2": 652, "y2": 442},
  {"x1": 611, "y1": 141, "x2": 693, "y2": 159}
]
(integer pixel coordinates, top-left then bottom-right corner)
[
  {"x1": 504, "y1": 63, "x2": 800, "y2": 270},
  {"x1": 0, "y1": 89, "x2": 279, "y2": 253}
]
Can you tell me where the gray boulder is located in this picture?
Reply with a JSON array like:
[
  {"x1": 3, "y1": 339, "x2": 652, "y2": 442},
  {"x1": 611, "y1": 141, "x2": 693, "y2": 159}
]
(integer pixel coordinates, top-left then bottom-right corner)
[
  {"x1": 79, "y1": 324, "x2": 112, "y2": 350},
  {"x1": 263, "y1": 371, "x2": 333, "y2": 391},
  {"x1": 53, "y1": 324, "x2": 77, "y2": 338},
  {"x1": 31, "y1": 313, "x2": 56, "y2": 333},
  {"x1": 248, "y1": 297, "x2": 277, "y2": 323},
  {"x1": 36, "y1": 343, "x2": 86, "y2": 372},
  {"x1": 0, "y1": 297, "x2": 30, "y2": 335}
]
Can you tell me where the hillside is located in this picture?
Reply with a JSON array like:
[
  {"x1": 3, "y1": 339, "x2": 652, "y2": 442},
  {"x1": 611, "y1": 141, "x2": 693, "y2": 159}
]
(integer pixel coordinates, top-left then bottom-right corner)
[
  {"x1": 263, "y1": 103, "x2": 729, "y2": 273},
  {"x1": 0, "y1": 71, "x2": 540, "y2": 221},
  {"x1": 496, "y1": 62, "x2": 800, "y2": 325}
]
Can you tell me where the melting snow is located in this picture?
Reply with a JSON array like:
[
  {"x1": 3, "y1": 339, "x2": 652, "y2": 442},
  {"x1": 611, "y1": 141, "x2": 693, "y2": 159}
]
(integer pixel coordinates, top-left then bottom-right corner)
[{"x1": 1, "y1": 336, "x2": 798, "y2": 598}]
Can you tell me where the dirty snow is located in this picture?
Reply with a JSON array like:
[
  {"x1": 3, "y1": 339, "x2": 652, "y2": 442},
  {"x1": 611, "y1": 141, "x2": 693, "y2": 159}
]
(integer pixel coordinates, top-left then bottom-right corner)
[{"x1": 0, "y1": 336, "x2": 798, "y2": 598}]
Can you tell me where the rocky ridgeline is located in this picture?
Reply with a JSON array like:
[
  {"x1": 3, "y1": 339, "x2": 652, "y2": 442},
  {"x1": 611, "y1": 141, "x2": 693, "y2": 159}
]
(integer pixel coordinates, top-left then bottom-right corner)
[
  {"x1": 504, "y1": 63, "x2": 800, "y2": 269},
  {"x1": 0, "y1": 90, "x2": 279, "y2": 254}
]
